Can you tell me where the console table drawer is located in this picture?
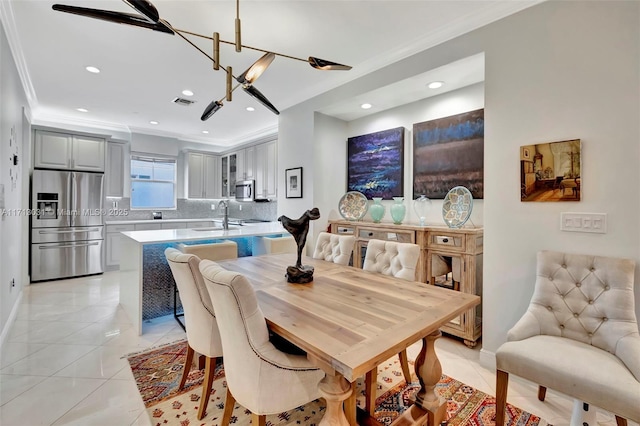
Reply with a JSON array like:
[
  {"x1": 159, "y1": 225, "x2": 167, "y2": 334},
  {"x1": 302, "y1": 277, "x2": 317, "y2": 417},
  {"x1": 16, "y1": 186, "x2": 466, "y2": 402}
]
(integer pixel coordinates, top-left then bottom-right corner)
[
  {"x1": 358, "y1": 227, "x2": 414, "y2": 243},
  {"x1": 427, "y1": 232, "x2": 465, "y2": 251}
]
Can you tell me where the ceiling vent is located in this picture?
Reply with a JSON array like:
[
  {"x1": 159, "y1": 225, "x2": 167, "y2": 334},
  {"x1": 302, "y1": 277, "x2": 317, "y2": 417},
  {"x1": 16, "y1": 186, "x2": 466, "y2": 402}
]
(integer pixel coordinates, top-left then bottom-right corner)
[{"x1": 172, "y1": 97, "x2": 195, "y2": 106}]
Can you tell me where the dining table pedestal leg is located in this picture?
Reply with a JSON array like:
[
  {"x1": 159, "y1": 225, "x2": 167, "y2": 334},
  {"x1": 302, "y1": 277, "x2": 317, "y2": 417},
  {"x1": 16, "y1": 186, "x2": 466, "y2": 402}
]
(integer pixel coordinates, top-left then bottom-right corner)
[
  {"x1": 318, "y1": 372, "x2": 353, "y2": 426},
  {"x1": 391, "y1": 331, "x2": 446, "y2": 426}
]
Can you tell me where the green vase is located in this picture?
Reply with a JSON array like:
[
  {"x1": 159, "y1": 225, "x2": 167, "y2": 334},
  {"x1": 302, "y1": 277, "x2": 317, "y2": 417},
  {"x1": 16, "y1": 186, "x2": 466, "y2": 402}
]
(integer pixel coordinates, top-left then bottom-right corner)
[
  {"x1": 370, "y1": 197, "x2": 385, "y2": 223},
  {"x1": 390, "y1": 197, "x2": 406, "y2": 225}
]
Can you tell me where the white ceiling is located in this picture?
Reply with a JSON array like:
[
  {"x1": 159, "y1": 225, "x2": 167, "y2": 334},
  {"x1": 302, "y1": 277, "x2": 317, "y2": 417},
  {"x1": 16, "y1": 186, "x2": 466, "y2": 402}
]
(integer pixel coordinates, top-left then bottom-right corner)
[{"x1": 3, "y1": 1, "x2": 538, "y2": 147}]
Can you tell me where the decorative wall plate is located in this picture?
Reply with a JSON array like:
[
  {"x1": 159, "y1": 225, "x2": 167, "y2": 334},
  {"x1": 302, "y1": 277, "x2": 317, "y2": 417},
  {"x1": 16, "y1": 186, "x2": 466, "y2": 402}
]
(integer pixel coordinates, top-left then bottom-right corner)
[
  {"x1": 338, "y1": 191, "x2": 368, "y2": 221},
  {"x1": 442, "y1": 186, "x2": 473, "y2": 228}
]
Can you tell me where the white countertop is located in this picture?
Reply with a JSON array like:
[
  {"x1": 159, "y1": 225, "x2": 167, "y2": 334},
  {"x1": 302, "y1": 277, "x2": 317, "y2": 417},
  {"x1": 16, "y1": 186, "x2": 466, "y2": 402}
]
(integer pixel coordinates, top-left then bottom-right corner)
[
  {"x1": 120, "y1": 221, "x2": 288, "y2": 244},
  {"x1": 105, "y1": 218, "x2": 217, "y2": 225}
]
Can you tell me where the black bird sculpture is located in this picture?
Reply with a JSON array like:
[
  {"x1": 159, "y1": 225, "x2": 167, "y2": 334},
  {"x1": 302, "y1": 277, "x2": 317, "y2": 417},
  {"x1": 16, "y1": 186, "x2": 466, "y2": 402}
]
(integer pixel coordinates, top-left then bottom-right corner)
[{"x1": 278, "y1": 208, "x2": 320, "y2": 283}]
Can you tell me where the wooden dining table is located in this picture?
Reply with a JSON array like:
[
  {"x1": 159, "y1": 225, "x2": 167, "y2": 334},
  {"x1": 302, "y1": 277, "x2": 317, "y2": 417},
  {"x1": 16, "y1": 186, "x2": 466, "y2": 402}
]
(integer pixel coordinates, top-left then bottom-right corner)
[{"x1": 217, "y1": 253, "x2": 481, "y2": 426}]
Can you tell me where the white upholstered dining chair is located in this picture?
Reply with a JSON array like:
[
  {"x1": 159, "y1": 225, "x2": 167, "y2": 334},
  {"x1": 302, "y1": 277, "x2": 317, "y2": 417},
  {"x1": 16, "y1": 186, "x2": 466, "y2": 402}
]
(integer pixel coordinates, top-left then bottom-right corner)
[
  {"x1": 362, "y1": 239, "x2": 421, "y2": 414},
  {"x1": 199, "y1": 260, "x2": 324, "y2": 426},
  {"x1": 495, "y1": 250, "x2": 640, "y2": 425},
  {"x1": 164, "y1": 248, "x2": 224, "y2": 420},
  {"x1": 312, "y1": 231, "x2": 356, "y2": 266}
]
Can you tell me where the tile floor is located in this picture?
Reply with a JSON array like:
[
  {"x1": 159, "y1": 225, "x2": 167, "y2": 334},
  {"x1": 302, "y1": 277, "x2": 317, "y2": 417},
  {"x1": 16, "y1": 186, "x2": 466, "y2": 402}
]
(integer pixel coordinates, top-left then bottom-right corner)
[{"x1": 0, "y1": 272, "x2": 636, "y2": 426}]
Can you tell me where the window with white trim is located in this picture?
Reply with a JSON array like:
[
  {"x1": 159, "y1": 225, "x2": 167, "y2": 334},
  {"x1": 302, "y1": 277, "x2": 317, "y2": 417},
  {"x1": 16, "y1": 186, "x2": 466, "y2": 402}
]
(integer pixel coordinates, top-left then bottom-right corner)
[{"x1": 130, "y1": 155, "x2": 177, "y2": 209}]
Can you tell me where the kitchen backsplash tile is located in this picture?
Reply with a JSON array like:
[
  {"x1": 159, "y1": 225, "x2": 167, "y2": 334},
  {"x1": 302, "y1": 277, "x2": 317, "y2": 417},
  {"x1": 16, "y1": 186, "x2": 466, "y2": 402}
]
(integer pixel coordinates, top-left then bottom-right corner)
[{"x1": 103, "y1": 198, "x2": 277, "y2": 222}]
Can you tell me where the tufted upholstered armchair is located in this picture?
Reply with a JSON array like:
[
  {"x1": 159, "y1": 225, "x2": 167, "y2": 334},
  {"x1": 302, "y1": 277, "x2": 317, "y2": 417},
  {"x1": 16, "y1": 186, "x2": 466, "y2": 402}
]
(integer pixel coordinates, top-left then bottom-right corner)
[
  {"x1": 165, "y1": 248, "x2": 224, "y2": 420},
  {"x1": 199, "y1": 259, "x2": 324, "y2": 426},
  {"x1": 362, "y1": 239, "x2": 421, "y2": 414},
  {"x1": 495, "y1": 250, "x2": 640, "y2": 425},
  {"x1": 312, "y1": 231, "x2": 356, "y2": 266}
]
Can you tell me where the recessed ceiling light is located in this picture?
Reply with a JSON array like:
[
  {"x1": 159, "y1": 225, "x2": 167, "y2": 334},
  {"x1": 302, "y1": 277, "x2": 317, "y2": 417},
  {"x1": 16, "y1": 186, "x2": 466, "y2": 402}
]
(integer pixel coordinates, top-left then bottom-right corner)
[
  {"x1": 76, "y1": 108, "x2": 88, "y2": 113},
  {"x1": 85, "y1": 66, "x2": 100, "y2": 74},
  {"x1": 361, "y1": 103, "x2": 372, "y2": 109},
  {"x1": 182, "y1": 89, "x2": 194, "y2": 96},
  {"x1": 202, "y1": 130, "x2": 209, "y2": 134},
  {"x1": 246, "y1": 107, "x2": 255, "y2": 112},
  {"x1": 427, "y1": 81, "x2": 444, "y2": 89},
  {"x1": 149, "y1": 121, "x2": 159, "y2": 125}
]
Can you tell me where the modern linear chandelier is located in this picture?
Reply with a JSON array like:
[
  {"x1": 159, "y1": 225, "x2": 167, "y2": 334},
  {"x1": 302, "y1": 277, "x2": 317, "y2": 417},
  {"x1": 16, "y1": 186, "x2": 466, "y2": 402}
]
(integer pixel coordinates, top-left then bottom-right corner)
[{"x1": 52, "y1": 0, "x2": 352, "y2": 120}]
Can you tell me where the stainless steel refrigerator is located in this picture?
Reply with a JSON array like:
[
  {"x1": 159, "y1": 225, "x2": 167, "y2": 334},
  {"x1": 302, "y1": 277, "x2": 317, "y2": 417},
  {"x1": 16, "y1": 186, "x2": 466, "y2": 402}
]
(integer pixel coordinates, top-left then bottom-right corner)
[{"x1": 31, "y1": 169, "x2": 104, "y2": 282}]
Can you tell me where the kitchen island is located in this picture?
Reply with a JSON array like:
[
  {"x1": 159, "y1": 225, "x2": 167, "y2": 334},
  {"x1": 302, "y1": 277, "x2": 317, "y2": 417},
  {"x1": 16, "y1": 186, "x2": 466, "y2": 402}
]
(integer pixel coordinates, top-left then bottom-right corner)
[{"x1": 119, "y1": 222, "x2": 289, "y2": 335}]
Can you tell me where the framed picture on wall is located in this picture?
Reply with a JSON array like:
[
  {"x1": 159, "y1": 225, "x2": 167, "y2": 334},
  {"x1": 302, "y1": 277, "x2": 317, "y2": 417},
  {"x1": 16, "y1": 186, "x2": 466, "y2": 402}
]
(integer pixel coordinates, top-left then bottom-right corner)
[
  {"x1": 412, "y1": 109, "x2": 484, "y2": 199},
  {"x1": 285, "y1": 167, "x2": 303, "y2": 198},
  {"x1": 520, "y1": 139, "x2": 581, "y2": 202},
  {"x1": 347, "y1": 127, "x2": 404, "y2": 199}
]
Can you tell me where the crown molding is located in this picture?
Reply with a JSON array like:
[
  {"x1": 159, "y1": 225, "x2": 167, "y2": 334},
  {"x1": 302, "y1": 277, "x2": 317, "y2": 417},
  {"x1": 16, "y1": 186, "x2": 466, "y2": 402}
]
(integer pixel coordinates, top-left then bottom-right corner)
[
  {"x1": 31, "y1": 110, "x2": 131, "y2": 135},
  {"x1": 0, "y1": 0, "x2": 38, "y2": 109}
]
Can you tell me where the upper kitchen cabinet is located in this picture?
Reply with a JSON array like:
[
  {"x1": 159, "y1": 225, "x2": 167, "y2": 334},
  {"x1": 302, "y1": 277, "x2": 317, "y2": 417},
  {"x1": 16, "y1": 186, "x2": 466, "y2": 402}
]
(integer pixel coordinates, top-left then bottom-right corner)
[
  {"x1": 34, "y1": 130, "x2": 106, "y2": 171},
  {"x1": 187, "y1": 152, "x2": 219, "y2": 199},
  {"x1": 105, "y1": 141, "x2": 126, "y2": 197},
  {"x1": 255, "y1": 140, "x2": 277, "y2": 199},
  {"x1": 220, "y1": 150, "x2": 244, "y2": 198}
]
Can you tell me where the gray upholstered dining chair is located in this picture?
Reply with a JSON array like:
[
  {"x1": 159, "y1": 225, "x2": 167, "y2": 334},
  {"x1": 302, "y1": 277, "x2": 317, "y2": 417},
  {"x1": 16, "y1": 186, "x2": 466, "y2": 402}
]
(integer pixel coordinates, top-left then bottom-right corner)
[
  {"x1": 199, "y1": 259, "x2": 324, "y2": 426},
  {"x1": 164, "y1": 248, "x2": 224, "y2": 420},
  {"x1": 362, "y1": 239, "x2": 421, "y2": 414},
  {"x1": 312, "y1": 231, "x2": 356, "y2": 265},
  {"x1": 495, "y1": 250, "x2": 640, "y2": 425}
]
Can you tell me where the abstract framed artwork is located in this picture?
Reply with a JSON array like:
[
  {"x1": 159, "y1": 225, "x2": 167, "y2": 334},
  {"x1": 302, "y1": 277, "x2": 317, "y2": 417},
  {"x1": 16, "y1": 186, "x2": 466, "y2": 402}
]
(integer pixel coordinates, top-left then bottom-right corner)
[
  {"x1": 285, "y1": 167, "x2": 303, "y2": 198},
  {"x1": 347, "y1": 127, "x2": 404, "y2": 199},
  {"x1": 413, "y1": 109, "x2": 484, "y2": 199},
  {"x1": 520, "y1": 139, "x2": 581, "y2": 202}
]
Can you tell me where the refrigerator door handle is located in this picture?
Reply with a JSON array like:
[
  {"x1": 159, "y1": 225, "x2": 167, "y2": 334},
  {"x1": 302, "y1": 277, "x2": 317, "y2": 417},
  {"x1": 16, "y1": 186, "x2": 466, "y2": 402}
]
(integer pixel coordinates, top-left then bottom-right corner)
[
  {"x1": 67, "y1": 172, "x2": 73, "y2": 227},
  {"x1": 38, "y1": 242, "x2": 100, "y2": 249},
  {"x1": 38, "y1": 228, "x2": 101, "y2": 234}
]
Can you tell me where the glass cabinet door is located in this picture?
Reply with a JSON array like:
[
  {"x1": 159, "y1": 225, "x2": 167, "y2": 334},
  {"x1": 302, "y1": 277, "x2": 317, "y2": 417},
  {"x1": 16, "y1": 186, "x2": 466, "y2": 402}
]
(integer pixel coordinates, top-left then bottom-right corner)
[
  {"x1": 221, "y1": 156, "x2": 228, "y2": 197},
  {"x1": 229, "y1": 154, "x2": 237, "y2": 190}
]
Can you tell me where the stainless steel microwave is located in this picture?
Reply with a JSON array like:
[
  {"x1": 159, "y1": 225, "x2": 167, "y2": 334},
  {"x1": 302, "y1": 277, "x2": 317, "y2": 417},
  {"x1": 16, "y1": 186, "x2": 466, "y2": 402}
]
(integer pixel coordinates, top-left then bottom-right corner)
[{"x1": 235, "y1": 180, "x2": 254, "y2": 201}]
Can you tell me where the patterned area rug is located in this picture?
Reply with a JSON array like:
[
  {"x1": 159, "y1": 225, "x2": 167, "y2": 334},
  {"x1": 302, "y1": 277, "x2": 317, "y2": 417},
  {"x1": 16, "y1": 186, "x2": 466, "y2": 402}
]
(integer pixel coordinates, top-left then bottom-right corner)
[{"x1": 127, "y1": 340, "x2": 548, "y2": 426}]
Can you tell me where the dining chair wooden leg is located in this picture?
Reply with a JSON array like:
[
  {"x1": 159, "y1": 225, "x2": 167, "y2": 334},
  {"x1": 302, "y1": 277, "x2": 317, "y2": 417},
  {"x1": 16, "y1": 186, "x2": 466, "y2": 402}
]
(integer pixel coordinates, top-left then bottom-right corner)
[
  {"x1": 179, "y1": 344, "x2": 195, "y2": 391},
  {"x1": 251, "y1": 413, "x2": 266, "y2": 426},
  {"x1": 197, "y1": 356, "x2": 217, "y2": 420},
  {"x1": 495, "y1": 369, "x2": 509, "y2": 426},
  {"x1": 365, "y1": 367, "x2": 377, "y2": 416},
  {"x1": 398, "y1": 349, "x2": 412, "y2": 384},
  {"x1": 537, "y1": 385, "x2": 547, "y2": 401},
  {"x1": 615, "y1": 416, "x2": 628, "y2": 426},
  {"x1": 221, "y1": 387, "x2": 236, "y2": 426}
]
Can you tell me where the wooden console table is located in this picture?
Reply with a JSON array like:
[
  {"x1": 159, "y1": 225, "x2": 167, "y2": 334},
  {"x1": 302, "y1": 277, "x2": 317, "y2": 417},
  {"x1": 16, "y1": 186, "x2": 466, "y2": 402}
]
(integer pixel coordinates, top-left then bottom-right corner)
[{"x1": 329, "y1": 220, "x2": 483, "y2": 347}]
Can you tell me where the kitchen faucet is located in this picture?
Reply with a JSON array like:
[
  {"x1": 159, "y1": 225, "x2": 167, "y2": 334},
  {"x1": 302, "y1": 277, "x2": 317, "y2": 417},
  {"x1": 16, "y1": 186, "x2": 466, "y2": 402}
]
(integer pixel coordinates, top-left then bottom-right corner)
[{"x1": 218, "y1": 199, "x2": 229, "y2": 230}]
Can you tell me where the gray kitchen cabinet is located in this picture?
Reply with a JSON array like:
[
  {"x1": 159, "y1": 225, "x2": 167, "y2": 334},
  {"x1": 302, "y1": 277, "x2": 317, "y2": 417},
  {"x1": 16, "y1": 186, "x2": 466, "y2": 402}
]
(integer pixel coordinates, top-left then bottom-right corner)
[
  {"x1": 161, "y1": 222, "x2": 187, "y2": 229},
  {"x1": 254, "y1": 140, "x2": 277, "y2": 199},
  {"x1": 187, "y1": 152, "x2": 219, "y2": 199},
  {"x1": 220, "y1": 150, "x2": 244, "y2": 197},
  {"x1": 134, "y1": 223, "x2": 163, "y2": 231},
  {"x1": 105, "y1": 142, "x2": 125, "y2": 197},
  {"x1": 34, "y1": 130, "x2": 105, "y2": 171},
  {"x1": 105, "y1": 223, "x2": 135, "y2": 269}
]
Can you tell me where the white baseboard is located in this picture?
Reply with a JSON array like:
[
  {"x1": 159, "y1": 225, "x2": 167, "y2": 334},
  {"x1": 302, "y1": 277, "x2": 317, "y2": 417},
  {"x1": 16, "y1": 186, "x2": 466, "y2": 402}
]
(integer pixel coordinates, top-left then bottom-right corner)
[
  {"x1": 0, "y1": 289, "x2": 23, "y2": 350},
  {"x1": 479, "y1": 348, "x2": 496, "y2": 371}
]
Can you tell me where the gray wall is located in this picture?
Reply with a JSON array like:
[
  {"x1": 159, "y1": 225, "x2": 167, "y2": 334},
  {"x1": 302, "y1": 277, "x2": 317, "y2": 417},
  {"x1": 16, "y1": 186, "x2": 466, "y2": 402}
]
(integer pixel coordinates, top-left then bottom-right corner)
[{"x1": 0, "y1": 17, "x2": 30, "y2": 343}]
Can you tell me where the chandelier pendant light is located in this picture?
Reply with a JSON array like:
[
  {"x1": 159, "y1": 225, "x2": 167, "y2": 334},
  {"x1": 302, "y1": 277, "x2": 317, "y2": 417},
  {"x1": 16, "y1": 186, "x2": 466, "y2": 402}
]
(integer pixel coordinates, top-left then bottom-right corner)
[{"x1": 52, "y1": 0, "x2": 352, "y2": 120}]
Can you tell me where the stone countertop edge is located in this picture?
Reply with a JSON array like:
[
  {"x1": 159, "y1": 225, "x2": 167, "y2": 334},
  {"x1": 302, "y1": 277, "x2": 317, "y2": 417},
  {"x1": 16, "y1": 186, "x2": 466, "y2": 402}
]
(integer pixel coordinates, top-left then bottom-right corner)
[
  {"x1": 104, "y1": 218, "x2": 220, "y2": 225},
  {"x1": 119, "y1": 222, "x2": 288, "y2": 244}
]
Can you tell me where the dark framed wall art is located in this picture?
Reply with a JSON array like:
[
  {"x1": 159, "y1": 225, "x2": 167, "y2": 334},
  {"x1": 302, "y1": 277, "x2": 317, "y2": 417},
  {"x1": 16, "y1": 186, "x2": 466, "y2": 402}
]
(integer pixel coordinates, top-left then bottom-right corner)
[
  {"x1": 285, "y1": 167, "x2": 303, "y2": 198},
  {"x1": 347, "y1": 127, "x2": 404, "y2": 199},
  {"x1": 413, "y1": 109, "x2": 484, "y2": 199}
]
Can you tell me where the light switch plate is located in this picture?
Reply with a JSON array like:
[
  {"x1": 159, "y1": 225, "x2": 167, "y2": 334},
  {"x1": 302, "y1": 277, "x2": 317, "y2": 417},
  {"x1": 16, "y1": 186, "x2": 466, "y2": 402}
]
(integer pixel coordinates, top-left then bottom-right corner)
[{"x1": 560, "y1": 212, "x2": 607, "y2": 233}]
